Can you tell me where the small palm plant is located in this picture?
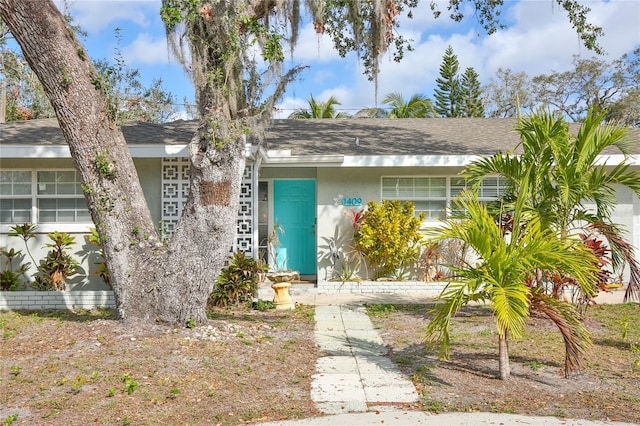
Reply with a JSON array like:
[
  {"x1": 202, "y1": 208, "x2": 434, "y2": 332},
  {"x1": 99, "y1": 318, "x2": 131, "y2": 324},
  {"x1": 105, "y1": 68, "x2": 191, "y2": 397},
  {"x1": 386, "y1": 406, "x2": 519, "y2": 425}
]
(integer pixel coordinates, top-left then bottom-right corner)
[{"x1": 425, "y1": 187, "x2": 599, "y2": 380}]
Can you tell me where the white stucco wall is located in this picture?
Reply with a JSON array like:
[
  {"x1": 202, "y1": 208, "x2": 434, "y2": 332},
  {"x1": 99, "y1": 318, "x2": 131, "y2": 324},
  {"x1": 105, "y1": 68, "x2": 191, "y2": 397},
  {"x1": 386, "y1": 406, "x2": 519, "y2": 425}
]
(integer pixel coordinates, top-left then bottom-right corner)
[
  {"x1": 315, "y1": 166, "x2": 467, "y2": 282},
  {"x1": 0, "y1": 158, "x2": 161, "y2": 291},
  {"x1": 314, "y1": 166, "x2": 640, "y2": 286}
]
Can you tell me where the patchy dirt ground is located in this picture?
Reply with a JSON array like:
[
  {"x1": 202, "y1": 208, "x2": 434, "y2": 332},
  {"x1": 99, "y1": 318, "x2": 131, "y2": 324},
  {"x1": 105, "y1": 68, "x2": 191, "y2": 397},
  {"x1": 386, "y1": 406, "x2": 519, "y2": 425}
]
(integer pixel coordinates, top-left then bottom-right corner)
[
  {"x1": 0, "y1": 305, "x2": 319, "y2": 426},
  {"x1": 2, "y1": 302, "x2": 640, "y2": 425},
  {"x1": 367, "y1": 302, "x2": 640, "y2": 424}
]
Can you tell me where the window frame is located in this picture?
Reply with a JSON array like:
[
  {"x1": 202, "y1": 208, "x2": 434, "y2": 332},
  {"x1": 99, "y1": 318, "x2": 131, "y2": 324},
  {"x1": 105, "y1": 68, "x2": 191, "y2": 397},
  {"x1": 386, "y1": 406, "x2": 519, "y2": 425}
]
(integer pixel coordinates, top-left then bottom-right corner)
[
  {"x1": 0, "y1": 169, "x2": 92, "y2": 233},
  {"x1": 381, "y1": 175, "x2": 508, "y2": 221}
]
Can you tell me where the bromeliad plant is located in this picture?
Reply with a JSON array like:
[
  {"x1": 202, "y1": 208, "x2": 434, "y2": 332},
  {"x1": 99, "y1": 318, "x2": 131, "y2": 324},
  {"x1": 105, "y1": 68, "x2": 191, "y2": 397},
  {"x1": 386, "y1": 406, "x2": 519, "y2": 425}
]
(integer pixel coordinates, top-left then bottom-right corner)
[{"x1": 354, "y1": 200, "x2": 425, "y2": 280}]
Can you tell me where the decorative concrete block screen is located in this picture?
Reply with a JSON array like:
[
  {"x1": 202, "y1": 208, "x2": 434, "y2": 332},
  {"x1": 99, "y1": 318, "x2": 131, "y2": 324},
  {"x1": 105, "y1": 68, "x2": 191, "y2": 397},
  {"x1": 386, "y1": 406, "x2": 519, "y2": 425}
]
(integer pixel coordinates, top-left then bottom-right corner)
[
  {"x1": 0, "y1": 291, "x2": 116, "y2": 311},
  {"x1": 161, "y1": 158, "x2": 256, "y2": 258}
]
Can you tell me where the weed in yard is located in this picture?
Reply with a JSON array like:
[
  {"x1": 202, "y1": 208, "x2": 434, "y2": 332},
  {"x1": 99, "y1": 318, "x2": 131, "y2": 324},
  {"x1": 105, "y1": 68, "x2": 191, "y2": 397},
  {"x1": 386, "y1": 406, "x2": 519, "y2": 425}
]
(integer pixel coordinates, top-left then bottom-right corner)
[
  {"x1": 297, "y1": 305, "x2": 315, "y2": 323},
  {"x1": 395, "y1": 356, "x2": 413, "y2": 366},
  {"x1": 9, "y1": 365, "x2": 22, "y2": 377},
  {"x1": 366, "y1": 304, "x2": 398, "y2": 318},
  {"x1": 186, "y1": 318, "x2": 196, "y2": 329},
  {"x1": 121, "y1": 373, "x2": 139, "y2": 395},
  {"x1": 91, "y1": 371, "x2": 100, "y2": 380},
  {"x1": 42, "y1": 409, "x2": 59, "y2": 419},
  {"x1": 631, "y1": 344, "x2": 640, "y2": 371},
  {"x1": 621, "y1": 317, "x2": 630, "y2": 340},
  {"x1": 3, "y1": 414, "x2": 18, "y2": 426},
  {"x1": 69, "y1": 375, "x2": 86, "y2": 394},
  {"x1": 423, "y1": 398, "x2": 444, "y2": 412},
  {"x1": 106, "y1": 388, "x2": 117, "y2": 397},
  {"x1": 477, "y1": 328, "x2": 493, "y2": 337},
  {"x1": 524, "y1": 360, "x2": 544, "y2": 371},
  {"x1": 257, "y1": 335, "x2": 274, "y2": 343},
  {"x1": 282, "y1": 339, "x2": 297, "y2": 350},
  {"x1": 252, "y1": 300, "x2": 275, "y2": 311},
  {"x1": 169, "y1": 388, "x2": 181, "y2": 398}
]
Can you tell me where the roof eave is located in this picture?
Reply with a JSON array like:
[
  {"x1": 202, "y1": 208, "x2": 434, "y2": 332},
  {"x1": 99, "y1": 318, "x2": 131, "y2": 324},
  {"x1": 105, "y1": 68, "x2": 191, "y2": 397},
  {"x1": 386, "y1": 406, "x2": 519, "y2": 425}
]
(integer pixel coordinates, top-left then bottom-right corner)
[{"x1": 0, "y1": 144, "x2": 259, "y2": 159}]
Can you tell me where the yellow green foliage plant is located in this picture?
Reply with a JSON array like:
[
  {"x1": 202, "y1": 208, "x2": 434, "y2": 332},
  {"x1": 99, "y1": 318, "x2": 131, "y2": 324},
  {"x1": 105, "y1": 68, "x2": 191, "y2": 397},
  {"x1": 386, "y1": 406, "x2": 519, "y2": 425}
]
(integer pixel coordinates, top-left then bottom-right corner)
[{"x1": 354, "y1": 200, "x2": 425, "y2": 280}]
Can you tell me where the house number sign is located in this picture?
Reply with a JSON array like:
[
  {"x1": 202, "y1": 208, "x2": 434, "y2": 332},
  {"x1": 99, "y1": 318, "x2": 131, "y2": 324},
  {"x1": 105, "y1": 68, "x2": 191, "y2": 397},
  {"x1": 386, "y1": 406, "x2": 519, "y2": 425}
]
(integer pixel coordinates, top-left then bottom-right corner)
[{"x1": 341, "y1": 197, "x2": 363, "y2": 206}]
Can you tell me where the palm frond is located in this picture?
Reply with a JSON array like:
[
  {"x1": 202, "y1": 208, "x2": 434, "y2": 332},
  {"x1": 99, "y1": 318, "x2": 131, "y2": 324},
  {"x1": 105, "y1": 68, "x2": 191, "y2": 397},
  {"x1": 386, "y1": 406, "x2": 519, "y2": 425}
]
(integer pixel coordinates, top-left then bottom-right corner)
[{"x1": 530, "y1": 290, "x2": 591, "y2": 378}]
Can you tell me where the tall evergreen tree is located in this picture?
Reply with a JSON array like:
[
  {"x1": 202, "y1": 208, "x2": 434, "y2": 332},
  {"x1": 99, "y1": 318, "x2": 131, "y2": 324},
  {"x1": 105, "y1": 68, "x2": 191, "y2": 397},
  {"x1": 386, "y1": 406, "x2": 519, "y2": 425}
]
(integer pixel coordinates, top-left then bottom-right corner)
[
  {"x1": 460, "y1": 67, "x2": 485, "y2": 117},
  {"x1": 434, "y1": 45, "x2": 461, "y2": 117}
]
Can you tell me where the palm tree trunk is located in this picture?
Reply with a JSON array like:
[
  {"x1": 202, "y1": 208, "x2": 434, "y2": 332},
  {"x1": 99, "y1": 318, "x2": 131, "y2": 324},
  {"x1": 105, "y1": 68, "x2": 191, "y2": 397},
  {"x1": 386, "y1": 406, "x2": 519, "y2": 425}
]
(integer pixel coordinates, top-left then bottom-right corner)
[{"x1": 498, "y1": 332, "x2": 511, "y2": 380}]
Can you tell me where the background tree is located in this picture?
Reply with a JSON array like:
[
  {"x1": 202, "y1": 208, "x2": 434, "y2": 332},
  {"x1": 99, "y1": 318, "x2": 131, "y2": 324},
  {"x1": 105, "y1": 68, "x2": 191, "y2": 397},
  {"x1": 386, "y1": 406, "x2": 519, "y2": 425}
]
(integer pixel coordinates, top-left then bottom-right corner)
[
  {"x1": 288, "y1": 94, "x2": 350, "y2": 118},
  {"x1": 0, "y1": 21, "x2": 178, "y2": 123},
  {"x1": 382, "y1": 92, "x2": 435, "y2": 118},
  {"x1": 0, "y1": 0, "x2": 606, "y2": 325},
  {"x1": 0, "y1": 21, "x2": 54, "y2": 120},
  {"x1": 482, "y1": 68, "x2": 535, "y2": 118},
  {"x1": 460, "y1": 67, "x2": 484, "y2": 117},
  {"x1": 434, "y1": 45, "x2": 461, "y2": 117},
  {"x1": 531, "y1": 50, "x2": 640, "y2": 125}
]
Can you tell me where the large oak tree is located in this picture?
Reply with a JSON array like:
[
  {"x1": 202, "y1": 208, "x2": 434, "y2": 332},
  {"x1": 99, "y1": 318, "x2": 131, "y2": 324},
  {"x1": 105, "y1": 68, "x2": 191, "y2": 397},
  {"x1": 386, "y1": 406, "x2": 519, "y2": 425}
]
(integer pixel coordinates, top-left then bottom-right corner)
[{"x1": 0, "y1": 0, "x2": 603, "y2": 325}]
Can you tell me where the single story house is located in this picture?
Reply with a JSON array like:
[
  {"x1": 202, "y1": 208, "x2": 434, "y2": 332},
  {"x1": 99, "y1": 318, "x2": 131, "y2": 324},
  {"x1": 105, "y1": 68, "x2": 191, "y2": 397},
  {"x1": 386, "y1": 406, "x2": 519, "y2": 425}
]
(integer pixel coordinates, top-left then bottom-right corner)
[{"x1": 1, "y1": 118, "x2": 639, "y2": 292}]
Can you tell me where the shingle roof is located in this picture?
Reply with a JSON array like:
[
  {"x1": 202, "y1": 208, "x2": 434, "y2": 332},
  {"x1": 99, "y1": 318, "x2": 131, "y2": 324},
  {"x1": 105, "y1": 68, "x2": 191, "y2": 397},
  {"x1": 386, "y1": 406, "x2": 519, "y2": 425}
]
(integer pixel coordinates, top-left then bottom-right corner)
[
  {"x1": 0, "y1": 117, "x2": 198, "y2": 146},
  {"x1": 1, "y1": 117, "x2": 638, "y2": 157},
  {"x1": 264, "y1": 118, "x2": 526, "y2": 156}
]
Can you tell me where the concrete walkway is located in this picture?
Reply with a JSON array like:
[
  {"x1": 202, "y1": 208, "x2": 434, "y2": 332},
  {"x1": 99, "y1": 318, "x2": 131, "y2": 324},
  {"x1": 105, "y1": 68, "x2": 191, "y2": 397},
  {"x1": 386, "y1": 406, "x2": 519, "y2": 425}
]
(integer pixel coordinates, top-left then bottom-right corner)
[
  {"x1": 257, "y1": 284, "x2": 637, "y2": 425},
  {"x1": 312, "y1": 305, "x2": 420, "y2": 414}
]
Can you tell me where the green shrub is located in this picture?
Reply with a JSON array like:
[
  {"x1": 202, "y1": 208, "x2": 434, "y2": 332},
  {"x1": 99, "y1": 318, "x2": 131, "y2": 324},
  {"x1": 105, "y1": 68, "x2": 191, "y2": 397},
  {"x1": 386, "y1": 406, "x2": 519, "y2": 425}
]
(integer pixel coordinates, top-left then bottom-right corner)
[
  {"x1": 209, "y1": 251, "x2": 269, "y2": 307},
  {"x1": 33, "y1": 231, "x2": 79, "y2": 291},
  {"x1": 354, "y1": 200, "x2": 425, "y2": 280},
  {"x1": 0, "y1": 248, "x2": 29, "y2": 291}
]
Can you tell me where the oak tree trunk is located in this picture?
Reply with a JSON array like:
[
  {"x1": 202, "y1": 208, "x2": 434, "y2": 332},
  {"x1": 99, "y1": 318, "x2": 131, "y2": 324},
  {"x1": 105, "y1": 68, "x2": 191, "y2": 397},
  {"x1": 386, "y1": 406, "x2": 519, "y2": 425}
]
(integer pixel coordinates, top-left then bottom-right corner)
[{"x1": 0, "y1": 0, "x2": 243, "y2": 325}]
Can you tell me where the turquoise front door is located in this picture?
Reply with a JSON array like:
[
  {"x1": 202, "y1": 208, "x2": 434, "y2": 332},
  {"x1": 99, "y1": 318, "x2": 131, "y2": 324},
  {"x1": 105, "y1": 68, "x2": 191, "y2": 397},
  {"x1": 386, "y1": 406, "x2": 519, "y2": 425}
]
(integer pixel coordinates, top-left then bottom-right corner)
[{"x1": 273, "y1": 180, "x2": 316, "y2": 275}]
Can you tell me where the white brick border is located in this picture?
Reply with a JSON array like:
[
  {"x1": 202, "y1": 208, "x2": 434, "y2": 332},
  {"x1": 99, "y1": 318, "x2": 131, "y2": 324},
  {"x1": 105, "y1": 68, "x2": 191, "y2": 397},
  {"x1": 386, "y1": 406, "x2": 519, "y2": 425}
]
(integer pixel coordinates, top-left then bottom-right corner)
[
  {"x1": 317, "y1": 280, "x2": 447, "y2": 294},
  {"x1": 0, "y1": 291, "x2": 116, "y2": 310}
]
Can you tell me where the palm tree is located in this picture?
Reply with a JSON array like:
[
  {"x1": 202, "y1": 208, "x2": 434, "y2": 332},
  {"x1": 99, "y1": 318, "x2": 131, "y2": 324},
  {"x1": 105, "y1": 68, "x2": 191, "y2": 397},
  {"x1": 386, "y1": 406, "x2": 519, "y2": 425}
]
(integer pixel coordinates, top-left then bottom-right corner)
[
  {"x1": 288, "y1": 94, "x2": 351, "y2": 118},
  {"x1": 382, "y1": 92, "x2": 436, "y2": 118},
  {"x1": 426, "y1": 188, "x2": 599, "y2": 380},
  {"x1": 463, "y1": 108, "x2": 640, "y2": 301}
]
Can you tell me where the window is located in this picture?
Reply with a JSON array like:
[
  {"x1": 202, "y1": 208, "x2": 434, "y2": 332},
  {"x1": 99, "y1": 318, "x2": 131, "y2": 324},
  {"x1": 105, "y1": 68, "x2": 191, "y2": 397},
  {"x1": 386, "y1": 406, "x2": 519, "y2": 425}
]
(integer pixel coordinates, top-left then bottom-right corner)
[
  {"x1": 382, "y1": 177, "x2": 446, "y2": 219},
  {"x1": 382, "y1": 176, "x2": 507, "y2": 220},
  {"x1": 450, "y1": 176, "x2": 508, "y2": 200},
  {"x1": 0, "y1": 171, "x2": 32, "y2": 224},
  {"x1": 0, "y1": 170, "x2": 90, "y2": 226}
]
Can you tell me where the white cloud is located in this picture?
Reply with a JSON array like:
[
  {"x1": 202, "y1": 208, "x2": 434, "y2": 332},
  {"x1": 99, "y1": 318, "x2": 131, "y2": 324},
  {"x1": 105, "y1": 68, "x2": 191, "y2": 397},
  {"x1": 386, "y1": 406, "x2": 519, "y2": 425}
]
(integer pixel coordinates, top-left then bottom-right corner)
[
  {"x1": 122, "y1": 33, "x2": 172, "y2": 66},
  {"x1": 61, "y1": 0, "x2": 159, "y2": 34}
]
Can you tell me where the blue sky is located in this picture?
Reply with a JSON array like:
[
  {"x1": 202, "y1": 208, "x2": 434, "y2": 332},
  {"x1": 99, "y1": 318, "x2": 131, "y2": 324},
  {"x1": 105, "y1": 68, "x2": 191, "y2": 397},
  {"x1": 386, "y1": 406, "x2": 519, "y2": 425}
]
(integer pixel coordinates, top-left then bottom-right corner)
[{"x1": 57, "y1": 0, "x2": 640, "y2": 119}]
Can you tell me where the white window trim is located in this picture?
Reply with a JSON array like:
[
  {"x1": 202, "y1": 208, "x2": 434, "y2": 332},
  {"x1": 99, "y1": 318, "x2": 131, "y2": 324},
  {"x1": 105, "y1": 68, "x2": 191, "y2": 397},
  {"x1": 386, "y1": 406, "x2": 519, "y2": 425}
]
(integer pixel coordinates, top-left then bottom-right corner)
[
  {"x1": 0, "y1": 169, "x2": 93, "y2": 234},
  {"x1": 380, "y1": 175, "x2": 507, "y2": 221}
]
